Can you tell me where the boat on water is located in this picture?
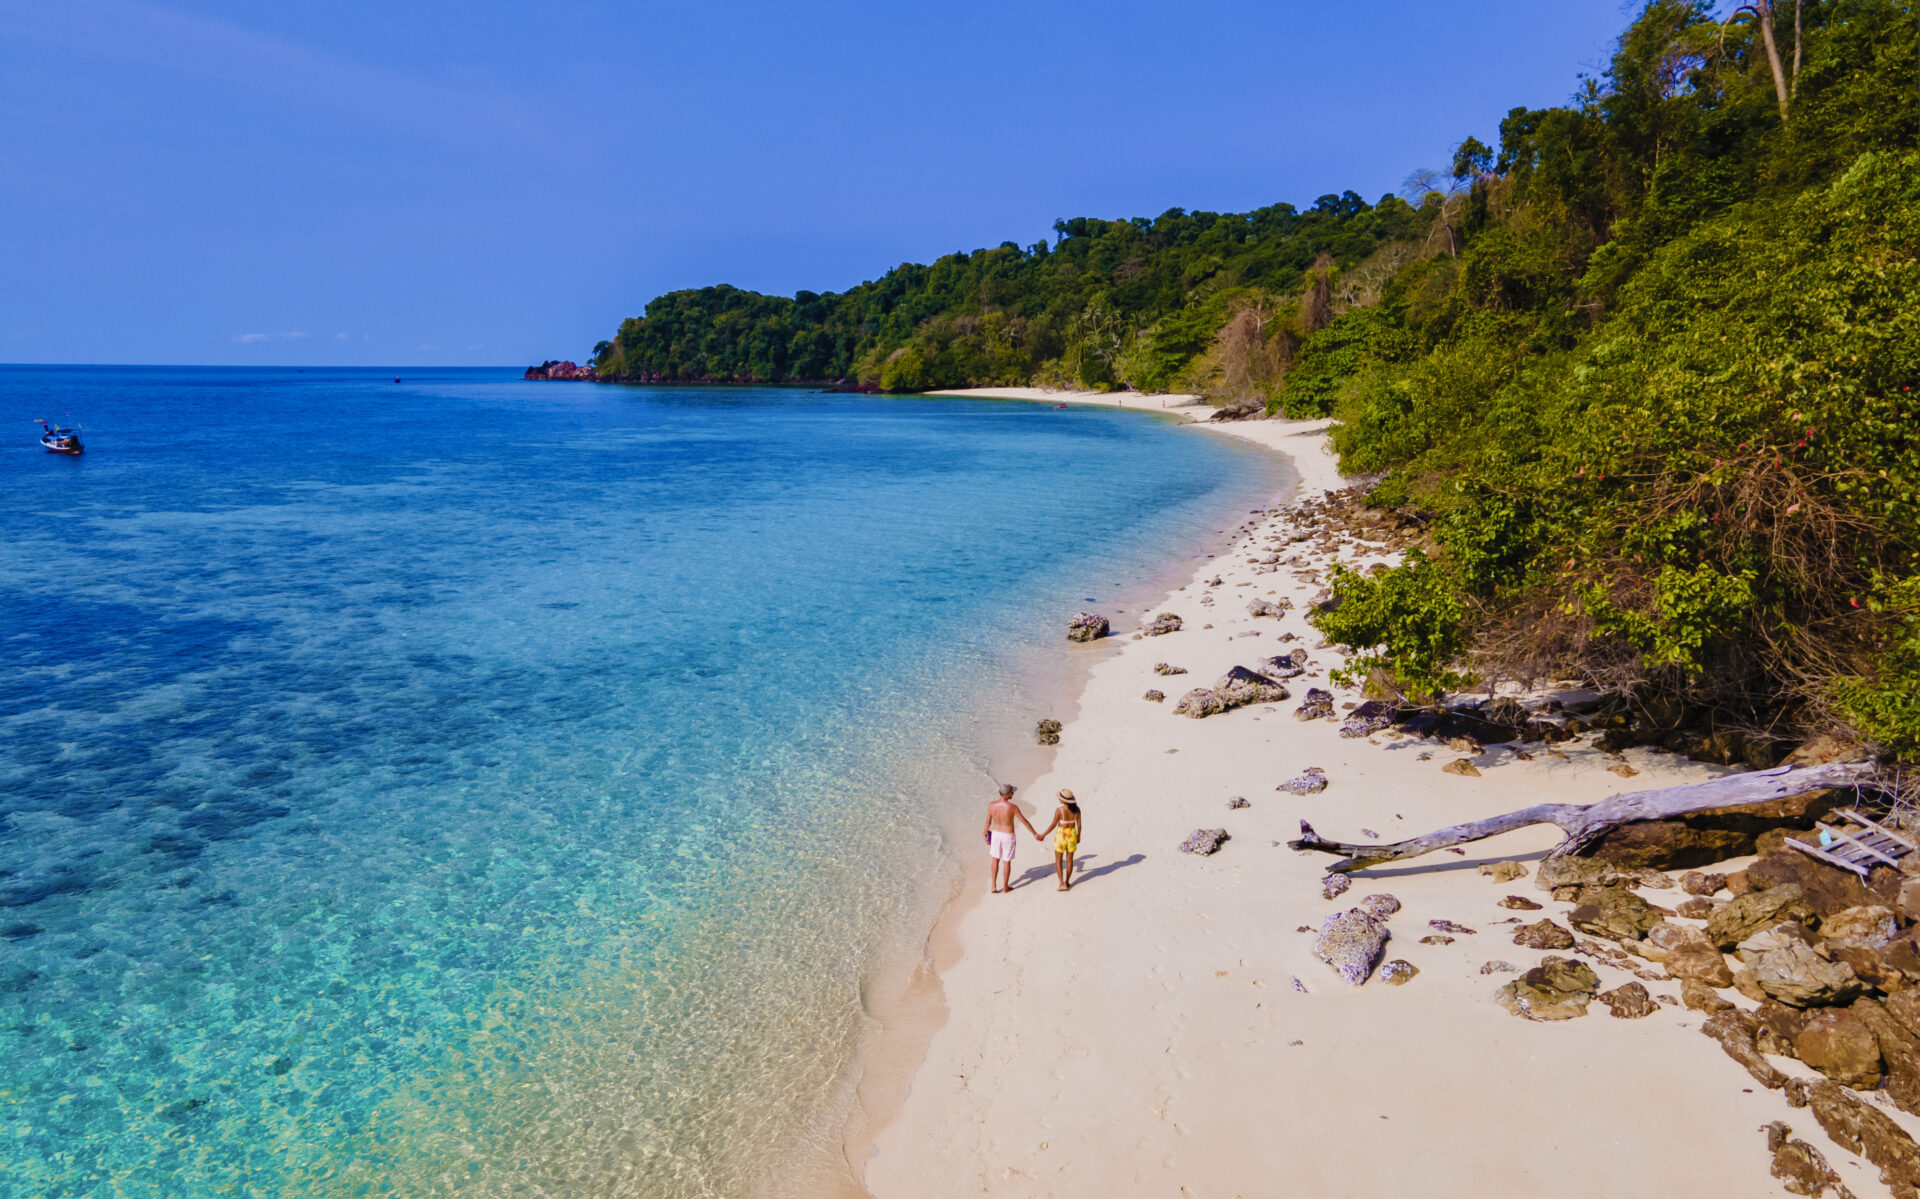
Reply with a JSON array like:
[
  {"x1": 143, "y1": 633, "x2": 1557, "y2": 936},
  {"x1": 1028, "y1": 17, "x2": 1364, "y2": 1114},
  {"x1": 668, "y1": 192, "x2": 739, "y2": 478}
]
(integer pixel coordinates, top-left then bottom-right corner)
[{"x1": 36, "y1": 419, "x2": 83, "y2": 455}]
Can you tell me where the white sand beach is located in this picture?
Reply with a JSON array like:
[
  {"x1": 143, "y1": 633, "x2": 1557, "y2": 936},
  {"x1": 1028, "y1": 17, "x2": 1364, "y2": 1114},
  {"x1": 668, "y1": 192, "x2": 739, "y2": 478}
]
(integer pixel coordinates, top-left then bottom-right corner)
[{"x1": 853, "y1": 404, "x2": 1906, "y2": 1197}]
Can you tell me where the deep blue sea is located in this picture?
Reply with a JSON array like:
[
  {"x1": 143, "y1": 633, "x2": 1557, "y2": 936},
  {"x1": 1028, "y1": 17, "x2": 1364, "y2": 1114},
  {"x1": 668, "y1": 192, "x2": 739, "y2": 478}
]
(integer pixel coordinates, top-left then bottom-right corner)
[{"x1": 0, "y1": 368, "x2": 1280, "y2": 1197}]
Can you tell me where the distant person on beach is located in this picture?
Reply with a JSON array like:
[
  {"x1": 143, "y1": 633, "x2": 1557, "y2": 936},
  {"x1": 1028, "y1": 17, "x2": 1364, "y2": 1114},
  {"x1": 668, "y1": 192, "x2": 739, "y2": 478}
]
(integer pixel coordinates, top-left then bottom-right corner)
[
  {"x1": 984, "y1": 784, "x2": 1039, "y2": 895},
  {"x1": 1034, "y1": 789, "x2": 1083, "y2": 890}
]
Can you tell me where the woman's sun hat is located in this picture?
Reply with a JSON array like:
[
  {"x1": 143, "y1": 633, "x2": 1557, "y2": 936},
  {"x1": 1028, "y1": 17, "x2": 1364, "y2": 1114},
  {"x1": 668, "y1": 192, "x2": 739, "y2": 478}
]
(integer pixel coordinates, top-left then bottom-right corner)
[{"x1": 1058, "y1": 788, "x2": 1076, "y2": 801}]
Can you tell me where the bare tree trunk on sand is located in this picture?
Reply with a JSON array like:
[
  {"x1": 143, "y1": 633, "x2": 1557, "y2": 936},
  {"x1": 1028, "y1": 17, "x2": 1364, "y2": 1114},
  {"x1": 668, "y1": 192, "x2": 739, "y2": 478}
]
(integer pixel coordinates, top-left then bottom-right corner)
[{"x1": 1290, "y1": 761, "x2": 1874, "y2": 874}]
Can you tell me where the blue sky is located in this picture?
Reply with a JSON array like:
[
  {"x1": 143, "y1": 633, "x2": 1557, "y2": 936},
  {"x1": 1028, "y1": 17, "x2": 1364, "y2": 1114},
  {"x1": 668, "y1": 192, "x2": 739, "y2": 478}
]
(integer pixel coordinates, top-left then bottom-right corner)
[{"x1": 0, "y1": 0, "x2": 1634, "y2": 366}]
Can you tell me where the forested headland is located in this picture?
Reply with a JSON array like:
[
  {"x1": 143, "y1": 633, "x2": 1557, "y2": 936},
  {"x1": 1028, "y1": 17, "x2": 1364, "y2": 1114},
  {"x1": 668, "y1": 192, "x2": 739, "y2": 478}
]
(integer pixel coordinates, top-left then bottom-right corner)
[{"x1": 592, "y1": 0, "x2": 1920, "y2": 763}]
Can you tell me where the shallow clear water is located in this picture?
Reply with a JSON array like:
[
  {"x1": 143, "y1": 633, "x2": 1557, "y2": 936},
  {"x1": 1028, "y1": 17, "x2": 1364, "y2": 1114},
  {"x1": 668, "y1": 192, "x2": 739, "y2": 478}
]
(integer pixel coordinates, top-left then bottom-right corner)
[{"x1": 0, "y1": 368, "x2": 1279, "y2": 1196}]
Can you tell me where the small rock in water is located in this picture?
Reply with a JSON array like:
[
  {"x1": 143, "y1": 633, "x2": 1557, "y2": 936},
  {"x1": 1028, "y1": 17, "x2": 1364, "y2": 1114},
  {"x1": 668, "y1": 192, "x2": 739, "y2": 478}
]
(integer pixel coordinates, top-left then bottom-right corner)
[
  {"x1": 1480, "y1": 960, "x2": 1520, "y2": 974},
  {"x1": 1429, "y1": 919, "x2": 1476, "y2": 935},
  {"x1": 1277, "y1": 767, "x2": 1329, "y2": 796},
  {"x1": 1599, "y1": 982, "x2": 1658, "y2": 1019},
  {"x1": 1153, "y1": 662, "x2": 1188, "y2": 676},
  {"x1": 1478, "y1": 861, "x2": 1529, "y2": 883},
  {"x1": 1312, "y1": 909, "x2": 1390, "y2": 985},
  {"x1": 1419, "y1": 935, "x2": 1455, "y2": 946},
  {"x1": 1441, "y1": 759, "x2": 1482, "y2": 777},
  {"x1": 1143, "y1": 689, "x2": 1166, "y2": 702},
  {"x1": 1144, "y1": 612, "x2": 1184, "y2": 636},
  {"x1": 1066, "y1": 612, "x2": 1109, "y2": 642},
  {"x1": 1226, "y1": 796, "x2": 1250, "y2": 809},
  {"x1": 1499, "y1": 895, "x2": 1544, "y2": 911},
  {"x1": 1179, "y1": 828, "x2": 1230, "y2": 856},
  {"x1": 1322, "y1": 873, "x2": 1351, "y2": 901},
  {"x1": 1380, "y1": 960, "x2": 1419, "y2": 985},
  {"x1": 1035, "y1": 718, "x2": 1063, "y2": 746},
  {"x1": 1293, "y1": 688, "x2": 1335, "y2": 721},
  {"x1": 1357, "y1": 894, "x2": 1401, "y2": 919}
]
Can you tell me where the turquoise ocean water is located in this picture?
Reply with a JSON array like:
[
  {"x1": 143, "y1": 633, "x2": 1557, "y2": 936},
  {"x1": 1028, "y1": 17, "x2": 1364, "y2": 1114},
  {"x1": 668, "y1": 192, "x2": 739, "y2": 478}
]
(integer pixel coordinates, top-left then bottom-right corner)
[{"x1": 0, "y1": 369, "x2": 1280, "y2": 1196}]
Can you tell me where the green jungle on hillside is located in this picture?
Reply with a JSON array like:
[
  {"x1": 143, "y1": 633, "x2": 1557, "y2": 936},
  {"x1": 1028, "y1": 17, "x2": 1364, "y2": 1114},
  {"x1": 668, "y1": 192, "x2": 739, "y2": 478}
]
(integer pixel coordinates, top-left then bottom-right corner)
[{"x1": 595, "y1": 0, "x2": 1920, "y2": 762}]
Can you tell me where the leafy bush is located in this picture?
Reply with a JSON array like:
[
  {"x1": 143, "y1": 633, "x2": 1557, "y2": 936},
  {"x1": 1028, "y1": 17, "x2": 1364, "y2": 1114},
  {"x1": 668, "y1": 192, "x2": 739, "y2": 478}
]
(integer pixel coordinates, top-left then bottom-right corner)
[{"x1": 1312, "y1": 551, "x2": 1470, "y2": 699}]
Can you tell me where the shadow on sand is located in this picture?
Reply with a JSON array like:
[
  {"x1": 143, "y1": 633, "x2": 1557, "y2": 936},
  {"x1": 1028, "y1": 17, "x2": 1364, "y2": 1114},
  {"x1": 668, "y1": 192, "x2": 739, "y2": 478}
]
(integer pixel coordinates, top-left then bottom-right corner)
[{"x1": 1010, "y1": 852, "x2": 1146, "y2": 891}]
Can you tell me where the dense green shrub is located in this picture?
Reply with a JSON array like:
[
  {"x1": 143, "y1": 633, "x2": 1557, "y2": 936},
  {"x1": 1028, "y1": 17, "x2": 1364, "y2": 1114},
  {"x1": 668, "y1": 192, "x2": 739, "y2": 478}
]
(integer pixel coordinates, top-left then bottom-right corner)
[{"x1": 1312, "y1": 552, "x2": 1470, "y2": 699}]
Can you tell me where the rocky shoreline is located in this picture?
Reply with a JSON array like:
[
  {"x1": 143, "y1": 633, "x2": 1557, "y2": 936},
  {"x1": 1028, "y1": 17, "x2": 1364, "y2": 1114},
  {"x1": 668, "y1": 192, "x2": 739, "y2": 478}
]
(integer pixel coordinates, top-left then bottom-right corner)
[{"x1": 861, "y1": 411, "x2": 1915, "y2": 1199}]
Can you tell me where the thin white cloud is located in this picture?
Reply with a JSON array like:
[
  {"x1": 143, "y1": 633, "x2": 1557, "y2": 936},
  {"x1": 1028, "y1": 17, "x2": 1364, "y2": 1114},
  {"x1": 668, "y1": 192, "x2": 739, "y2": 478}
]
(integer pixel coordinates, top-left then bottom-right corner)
[
  {"x1": 0, "y1": 0, "x2": 550, "y2": 151},
  {"x1": 233, "y1": 331, "x2": 310, "y2": 344}
]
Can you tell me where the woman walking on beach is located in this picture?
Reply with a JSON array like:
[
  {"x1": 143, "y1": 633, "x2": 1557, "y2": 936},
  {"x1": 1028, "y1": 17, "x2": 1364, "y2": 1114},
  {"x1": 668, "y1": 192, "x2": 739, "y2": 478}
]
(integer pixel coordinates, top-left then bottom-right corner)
[{"x1": 1035, "y1": 789, "x2": 1083, "y2": 891}]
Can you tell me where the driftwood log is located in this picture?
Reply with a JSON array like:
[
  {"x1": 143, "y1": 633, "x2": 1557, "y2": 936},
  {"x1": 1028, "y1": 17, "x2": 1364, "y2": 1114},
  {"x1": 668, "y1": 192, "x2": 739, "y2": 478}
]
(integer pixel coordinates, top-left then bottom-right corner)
[{"x1": 1290, "y1": 761, "x2": 1876, "y2": 874}]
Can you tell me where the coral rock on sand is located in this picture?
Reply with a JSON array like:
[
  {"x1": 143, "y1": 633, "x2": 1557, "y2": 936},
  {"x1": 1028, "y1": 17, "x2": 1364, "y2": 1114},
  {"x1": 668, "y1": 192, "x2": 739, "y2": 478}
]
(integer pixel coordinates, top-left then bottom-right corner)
[
  {"x1": 1793, "y1": 1007, "x2": 1885, "y2": 1087},
  {"x1": 1495, "y1": 956, "x2": 1601, "y2": 1021},
  {"x1": 1421, "y1": 935, "x2": 1455, "y2": 946},
  {"x1": 1762, "y1": 1121, "x2": 1856, "y2": 1199},
  {"x1": 1429, "y1": 919, "x2": 1476, "y2": 935},
  {"x1": 1339, "y1": 700, "x2": 1397, "y2": 739},
  {"x1": 1676, "y1": 896, "x2": 1718, "y2": 919},
  {"x1": 1153, "y1": 662, "x2": 1188, "y2": 676},
  {"x1": 1741, "y1": 933, "x2": 1864, "y2": 1008},
  {"x1": 1294, "y1": 688, "x2": 1335, "y2": 721},
  {"x1": 1534, "y1": 856, "x2": 1673, "y2": 895},
  {"x1": 1143, "y1": 612, "x2": 1184, "y2": 636},
  {"x1": 1512, "y1": 919, "x2": 1577, "y2": 950},
  {"x1": 1441, "y1": 759, "x2": 1482, "y2": 777},
  {"x1": 1481, "y1": 960, "x2": 1520, "y2": 974},
  {"x1": 1682, "y1": 980, "x2": 1735, "y2": 1013},
  {"x1": 1174, "y1": 667, "x2": 1289, "y2": 718},
  {"x1": 1479, "y1": 861, "x2": 1529, "y2": 884},
  {"x1": 1247, "y1": 597, "x2": 1289, "y2": 618},
  {"x1": 1568, "y1": 887, "x2": 1666, "y2": 943},
  {"x1": 1034, "y1": 719, "x2": 1062, "y2": 746},
  {"x1": 1226, "y1": 795, "x2": 1250, "y2": 810},
  {"x1": 1260, "y1": 650, "x2": 1308, "y2": 678},
  {"x1": 1780, "y1": 1076, "x2": 1920, "y2": 1197},
  {"x1": 1499, "y1": 895, "x2": 1544, "y2": 911},
  {"x1": 1143, "y1": 689, "x2": 1165, "y2": 702},
  {"x1": 1600, "y1": 981, "x2": 1659, "y2": 1019},
  {"x1": 1709, "y1": 884, "x2": 1818, "y2": 949},
  {"x1": 1323, "y1": 873, "x2": 1351, "y2": 901},
  {"x1": 1357, "y1": 894, "x2": 1401, "y2": 919},
  {"x1": 1179, "y1": 828, "x2": 1229, "y2": 856},
  {"x1": 1066, "y1": 612, "x2": 1109, "y2": 642},
  {"x1": 1313, "y1": 909, "x2": 1390, "y2": 985},
  {"x1": 1682, "y1": 870, "x2": 1729, "y2": 897},
  {"x1": 1702, "y1": 1009, "x2": 1790, "y2": 1089},
  {"x1": 1380, "y1": 960, "x2": 1419, "y2": 985},
  {"x1": 1643, "y1": 921, "x2": 1736, "y2": 987},
  {"x1": 1277, "y1": 767, "x2": 1329, "y2": 796}
]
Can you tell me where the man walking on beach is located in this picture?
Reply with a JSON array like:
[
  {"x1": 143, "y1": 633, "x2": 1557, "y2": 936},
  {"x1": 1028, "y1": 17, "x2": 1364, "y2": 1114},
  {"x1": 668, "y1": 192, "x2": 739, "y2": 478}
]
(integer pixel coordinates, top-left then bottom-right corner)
[{"x1": 984, "y1": 784, "x2": 1039, "y2": 895}]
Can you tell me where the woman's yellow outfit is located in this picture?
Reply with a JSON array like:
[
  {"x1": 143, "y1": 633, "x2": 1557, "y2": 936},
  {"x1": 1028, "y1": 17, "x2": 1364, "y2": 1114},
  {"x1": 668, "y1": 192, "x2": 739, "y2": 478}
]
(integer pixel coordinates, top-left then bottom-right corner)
[{"x1": 1054, "y1": 823, "x2": 1079, "y2": 855}]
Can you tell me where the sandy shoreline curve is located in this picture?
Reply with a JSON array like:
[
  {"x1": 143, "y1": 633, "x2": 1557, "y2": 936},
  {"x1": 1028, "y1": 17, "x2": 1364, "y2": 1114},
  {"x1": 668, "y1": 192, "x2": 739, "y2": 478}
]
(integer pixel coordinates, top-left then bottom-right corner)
[{"x1": 835, "y1": 390, "x2": 1908, "y2": 1197}]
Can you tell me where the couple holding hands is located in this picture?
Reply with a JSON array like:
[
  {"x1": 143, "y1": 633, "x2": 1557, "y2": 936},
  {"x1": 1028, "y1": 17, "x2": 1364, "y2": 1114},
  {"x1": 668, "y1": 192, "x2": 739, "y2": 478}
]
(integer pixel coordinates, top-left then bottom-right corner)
[{"x1": 983, "y1": 783, "x2": 1083, "y2": 893}]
